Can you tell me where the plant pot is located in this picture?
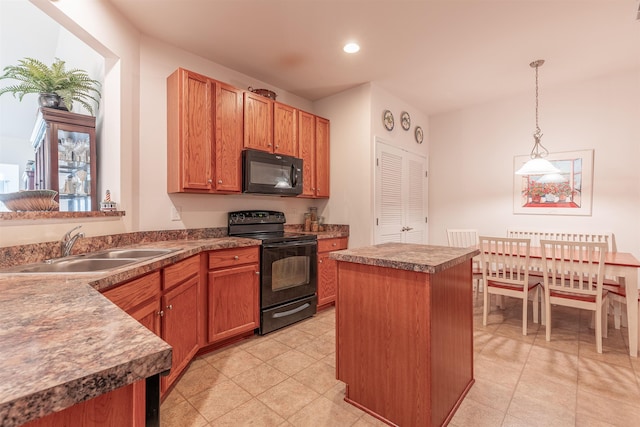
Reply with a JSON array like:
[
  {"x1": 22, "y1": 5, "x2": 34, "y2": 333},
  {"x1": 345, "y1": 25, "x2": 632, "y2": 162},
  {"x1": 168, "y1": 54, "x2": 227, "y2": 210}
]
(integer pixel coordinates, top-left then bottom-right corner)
[{"x1": 38, "y1": 93, "x2": 67, "y2": 110}]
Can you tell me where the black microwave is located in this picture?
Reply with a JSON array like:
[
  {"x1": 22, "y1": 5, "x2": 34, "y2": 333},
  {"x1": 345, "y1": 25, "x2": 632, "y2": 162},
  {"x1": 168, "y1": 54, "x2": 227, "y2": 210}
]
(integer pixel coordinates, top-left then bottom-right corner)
[{"x1": 243, "y1": 149, "x2": 303, "y2": 196}]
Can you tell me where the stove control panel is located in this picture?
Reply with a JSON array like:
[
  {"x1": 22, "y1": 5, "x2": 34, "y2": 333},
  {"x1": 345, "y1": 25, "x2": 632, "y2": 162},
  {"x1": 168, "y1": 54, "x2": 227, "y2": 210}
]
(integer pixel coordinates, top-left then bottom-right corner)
[{"x1": 229, "y1": 210, "x2": 286, "y2": 225}]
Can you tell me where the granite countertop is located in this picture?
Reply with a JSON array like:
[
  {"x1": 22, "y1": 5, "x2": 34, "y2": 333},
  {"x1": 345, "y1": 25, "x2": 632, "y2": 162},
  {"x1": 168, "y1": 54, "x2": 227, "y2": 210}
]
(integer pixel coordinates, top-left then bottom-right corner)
[
  {"x1": 0, "y1": 225, "x2": 349, "y2": 426},
  {"x1": 329, "y1": 242, "x2": 479, "y2": 274},
  {"x1": 0, "y1": 236, "x2": 261, "y2": 427}
]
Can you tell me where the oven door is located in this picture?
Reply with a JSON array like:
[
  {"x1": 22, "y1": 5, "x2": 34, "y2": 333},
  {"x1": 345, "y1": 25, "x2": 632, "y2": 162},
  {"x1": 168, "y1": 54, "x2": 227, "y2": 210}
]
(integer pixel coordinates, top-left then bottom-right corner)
[{"x1": 261, "y1": 240, "x2": 317, "y2": 308}]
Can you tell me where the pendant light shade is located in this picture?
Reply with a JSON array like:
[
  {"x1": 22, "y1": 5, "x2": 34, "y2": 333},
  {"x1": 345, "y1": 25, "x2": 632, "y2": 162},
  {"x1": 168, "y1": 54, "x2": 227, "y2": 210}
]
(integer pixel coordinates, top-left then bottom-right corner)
[{"x1": 515, "y1": 60, "x2": 561, "y2": 176}]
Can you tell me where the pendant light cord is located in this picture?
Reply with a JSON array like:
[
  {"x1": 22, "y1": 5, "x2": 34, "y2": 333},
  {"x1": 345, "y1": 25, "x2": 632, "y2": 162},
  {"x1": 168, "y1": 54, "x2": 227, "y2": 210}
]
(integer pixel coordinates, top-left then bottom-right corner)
[{"x1": 530, "y1": 59, "x2": 548, "y2": 159}]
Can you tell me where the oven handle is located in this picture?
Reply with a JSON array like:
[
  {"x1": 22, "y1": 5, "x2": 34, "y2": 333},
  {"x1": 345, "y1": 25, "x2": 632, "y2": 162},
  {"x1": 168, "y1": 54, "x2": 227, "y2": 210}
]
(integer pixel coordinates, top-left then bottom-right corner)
[
  {"x1": 263, "y1": 240, "x2": 317, "y2": 249},
  {"x1": 272, "y1": 302, "x2": 311, "y2": 319}
]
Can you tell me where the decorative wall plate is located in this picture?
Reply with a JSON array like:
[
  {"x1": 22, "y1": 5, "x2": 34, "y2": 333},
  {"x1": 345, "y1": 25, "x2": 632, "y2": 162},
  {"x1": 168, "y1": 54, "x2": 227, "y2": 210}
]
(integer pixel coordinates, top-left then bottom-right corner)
[
  {"x1": 383, "y1": 110, "x2": 394, "y2": 131},
  {"x1": 400, "y1": 111, "x2": 411, "y2": 131},
  {"x1": 414, "y1": 126, "x2": 424, "y2": 144}
]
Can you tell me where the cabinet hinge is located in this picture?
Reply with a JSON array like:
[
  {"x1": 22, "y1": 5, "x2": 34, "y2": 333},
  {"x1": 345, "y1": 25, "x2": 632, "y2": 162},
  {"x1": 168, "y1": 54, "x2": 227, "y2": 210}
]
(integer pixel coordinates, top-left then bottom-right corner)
[
  {"x1": 425, "y1": 170, "x2": 428, "y2": 178},
  {"x1": 376, "y1": 218, "x2": 379, "y2": 226},
  {"x1": 425, "y1": 217, "x2": 428, "y2": 223},
  {"x1": 376, "y1": 158, "x2": 379, "y2": 167}
]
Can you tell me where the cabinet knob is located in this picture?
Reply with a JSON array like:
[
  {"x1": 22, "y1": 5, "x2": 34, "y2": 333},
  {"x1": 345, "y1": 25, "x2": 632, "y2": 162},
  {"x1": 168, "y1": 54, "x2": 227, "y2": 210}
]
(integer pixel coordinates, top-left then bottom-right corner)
[
  {"x1": 233, "y1": 256, "x2": 239, "y2": 260},
  {"x1": 218, "y1": 180, "x2": 223, "y2": 184},
  {"x1": 332, "y1": 243, "x2": 337, "y2": 246},
  {"x1": 158, "y1": 310, "x2": 164, "y2": 317},
  {"x1": 319, "y1": 259, "x2": 323, "y2": 264},
  {"x1": 268, "y1": 143, "x2": 272, "y2": 147},
  {"x1": 207, "y1": 179, "x2": 212, "y2": 184},
  {"x1": 275, "y1": 145, "x2": 279, "y2": 148},
  {"x1": 255, "y1": 271, "x2": 260, "y2": 275},
  {"x1": 166, "y1": 304, "x2": 173, "y2": 310}
]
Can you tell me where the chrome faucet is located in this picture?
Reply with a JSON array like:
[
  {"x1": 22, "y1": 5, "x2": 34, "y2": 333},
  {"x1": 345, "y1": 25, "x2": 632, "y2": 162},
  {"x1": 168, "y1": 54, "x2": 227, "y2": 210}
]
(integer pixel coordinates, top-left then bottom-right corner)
[{"x1": 61, "y1": 225, "x2": 85, "y2": 257}]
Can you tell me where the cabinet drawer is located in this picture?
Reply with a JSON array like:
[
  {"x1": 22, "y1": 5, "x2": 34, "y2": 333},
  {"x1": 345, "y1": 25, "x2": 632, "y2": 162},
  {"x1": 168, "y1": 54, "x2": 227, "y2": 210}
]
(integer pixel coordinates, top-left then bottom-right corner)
[
  {"x1": 164, "y1": 255, "x2": 200, "y2": 290},
  {"x1": 208, "y1": 246, "x2": 259, "y2": 269},
  {"x1": 318, "y1": 237, "x2": 348, "y2": 253},
  {"x1": 102, "y1": 271, "x2": 161, "y2": 313}
]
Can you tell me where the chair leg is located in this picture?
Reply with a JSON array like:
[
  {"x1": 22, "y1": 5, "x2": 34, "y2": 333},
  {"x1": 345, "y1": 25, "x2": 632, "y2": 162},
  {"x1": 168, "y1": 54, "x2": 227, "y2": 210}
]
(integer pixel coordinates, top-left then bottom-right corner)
[
  {"x1": 595, "y1": 305, "x2": 603, "y2": 354},
  {"x1": 545, "y1": 297, "x2": 552, "y2": 342},
  {"x1": 522, "y1": 294, "x2": 528, "y2": 336},
  {"x1": 483, "y1": 288, "x2": 489, "y2": 326},
  {"x1": 532, "y1": 286, "x2": 539, "y2": 324}
]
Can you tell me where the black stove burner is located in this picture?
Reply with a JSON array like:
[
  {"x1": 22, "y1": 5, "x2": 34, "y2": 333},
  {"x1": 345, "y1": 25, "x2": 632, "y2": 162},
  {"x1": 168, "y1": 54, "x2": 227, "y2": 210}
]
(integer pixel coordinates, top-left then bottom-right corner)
[
  {"x1": 233, "y1": 231, "x2": 317, "y2": 244},
  {"x1": 228, "y1": 210, "x2": 316, "y2": 243}
]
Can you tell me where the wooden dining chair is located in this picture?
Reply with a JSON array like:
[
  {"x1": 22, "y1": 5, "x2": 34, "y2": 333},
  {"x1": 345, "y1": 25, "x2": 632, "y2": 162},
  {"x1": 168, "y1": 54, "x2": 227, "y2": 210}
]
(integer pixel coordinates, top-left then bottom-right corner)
[
  {"x1": 447, "y1": 229, "x2": 483, "y2": 295},
  {"x1": 540, "y1": 240, "x2": 608, "y2": 353},
  {"x1": 479, "y1": 236, "x2": 540, "y2": 335}
]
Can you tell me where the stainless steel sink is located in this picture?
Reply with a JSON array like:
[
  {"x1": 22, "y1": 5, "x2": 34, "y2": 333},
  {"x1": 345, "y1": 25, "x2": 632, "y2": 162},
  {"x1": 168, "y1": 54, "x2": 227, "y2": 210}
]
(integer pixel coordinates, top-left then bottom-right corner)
[
  {"x1": 4, "y1": 248, "x2": 180, "y2": 273},
  {"x1": 83, "y1": 248, "x2": 177, "y2": 259},
  {"x1": 17, "y1": 258, "x2": 139, "y2": 273}
]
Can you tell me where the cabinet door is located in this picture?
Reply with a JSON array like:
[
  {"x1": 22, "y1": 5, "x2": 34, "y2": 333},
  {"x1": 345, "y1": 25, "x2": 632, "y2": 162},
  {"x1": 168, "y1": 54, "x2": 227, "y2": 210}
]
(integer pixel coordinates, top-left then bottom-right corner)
[
  {"x1": 161, "y1": 275, "x2": 199, "y2": 392},
  {"x1": 208, "y1": 263, "x2": 260, "y2": 343},
  {"x1": 243, "y1": 92, "x2": 273, "y2": 152},
  {"x1": 317, "y1": 252, "x2": 337, "y2": 308},
  {"x1": 214, "y1": 82, "x2": 243, "y2": 192},
  {"x1": 167, "y1": 69, "x2": 213, "y2": 192},
  {"x1": 298, "y1": 110, "x2": 316, "y2": 197},
  {"x1": 129, "y1": 299, "x2": 161, "y2": 336},
  {"x1": 273, "y1": 102, "x2": 297, "y2": 156},
  {"x1": 315, "y1": 116, "x2": 330, "y2": 198}
]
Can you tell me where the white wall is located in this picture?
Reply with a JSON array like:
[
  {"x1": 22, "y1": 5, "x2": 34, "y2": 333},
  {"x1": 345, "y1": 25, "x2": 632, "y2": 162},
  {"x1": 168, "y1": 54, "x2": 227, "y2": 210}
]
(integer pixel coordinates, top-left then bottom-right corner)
[
  {"x1": 428, "y1": 69, "x2": 640, "y2": 258},
  {"x1": 314, "y1": 83, "x2": 429, "y2": 249}
]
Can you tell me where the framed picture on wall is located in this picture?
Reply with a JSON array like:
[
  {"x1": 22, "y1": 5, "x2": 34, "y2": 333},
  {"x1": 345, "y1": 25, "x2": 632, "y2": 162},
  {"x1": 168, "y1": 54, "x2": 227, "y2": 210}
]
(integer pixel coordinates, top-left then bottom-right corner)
[{"x1": 513, "y1": 149, "x2": 594, "y2": 216}]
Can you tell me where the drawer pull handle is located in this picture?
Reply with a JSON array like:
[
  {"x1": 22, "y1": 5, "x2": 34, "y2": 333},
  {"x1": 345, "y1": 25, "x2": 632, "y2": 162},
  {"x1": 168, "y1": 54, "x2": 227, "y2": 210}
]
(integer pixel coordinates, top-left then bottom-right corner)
[
  {"x1": 272, "y1": 303, "x2": 310, "y2": 318},
  {"x1": 234, "y1": 256, "x2": 239, "y2": 260}
]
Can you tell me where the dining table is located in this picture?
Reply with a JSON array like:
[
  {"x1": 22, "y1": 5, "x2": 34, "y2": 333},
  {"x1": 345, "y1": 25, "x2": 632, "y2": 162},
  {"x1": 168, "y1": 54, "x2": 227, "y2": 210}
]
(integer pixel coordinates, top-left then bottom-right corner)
[{"x1": 477, "y1": 244, "x2": 640, "y2": 357}]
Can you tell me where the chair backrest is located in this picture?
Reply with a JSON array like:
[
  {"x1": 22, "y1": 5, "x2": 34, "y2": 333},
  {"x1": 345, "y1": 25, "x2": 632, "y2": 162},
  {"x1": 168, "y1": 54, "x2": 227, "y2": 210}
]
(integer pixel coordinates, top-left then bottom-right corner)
[
  {"x1": 479, "y1": 236, "x2": 531, "y2": 285},
  {"x1": 507, "y1": 229, "x2": 614, "y2": 252},
  {"x1": 447, "y1": 229, "x2": 479, "y2": 248},
  {"x1": 540, "y1": 240, "x2": 607, "y2": 298}
]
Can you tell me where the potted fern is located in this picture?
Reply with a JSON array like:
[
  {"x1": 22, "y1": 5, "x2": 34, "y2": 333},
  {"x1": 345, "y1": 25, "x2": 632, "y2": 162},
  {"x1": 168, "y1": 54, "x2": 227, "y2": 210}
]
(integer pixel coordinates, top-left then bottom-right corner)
[{"x1": 0, "y1": 57, "x2": 101, "y2": 116}]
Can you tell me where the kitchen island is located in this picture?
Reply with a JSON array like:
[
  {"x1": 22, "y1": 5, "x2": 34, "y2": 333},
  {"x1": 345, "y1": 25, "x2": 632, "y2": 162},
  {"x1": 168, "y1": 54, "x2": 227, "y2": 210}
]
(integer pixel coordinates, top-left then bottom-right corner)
[{"x1": 331, "y1": 243, "x2": 479, "y2": 427}]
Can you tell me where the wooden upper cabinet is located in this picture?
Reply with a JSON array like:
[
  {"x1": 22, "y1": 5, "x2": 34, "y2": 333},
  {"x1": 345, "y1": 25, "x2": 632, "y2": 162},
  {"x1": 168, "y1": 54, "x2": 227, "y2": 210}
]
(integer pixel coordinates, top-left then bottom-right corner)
[
  {"x1": 214, "y1": 82, "x2": 243, "y2": 192},
  {"x1": 298, "y1": 110, "x2": 316, "y2": 197},
  {"x1": 273, "y1": 102, "x2": 298, "y2": 156},
  {"x1": 167, "y1": 68, "x2": 243, "y2": 194},
  {"x1": 315, "y1": 116, "x2": 330, "y2": 198},
  {"x1": 167, "y1": 68, "x2": 213, "y2": 192},
  {"x1": 243, "y1": 92, "x2": 273, "y2": 152}
]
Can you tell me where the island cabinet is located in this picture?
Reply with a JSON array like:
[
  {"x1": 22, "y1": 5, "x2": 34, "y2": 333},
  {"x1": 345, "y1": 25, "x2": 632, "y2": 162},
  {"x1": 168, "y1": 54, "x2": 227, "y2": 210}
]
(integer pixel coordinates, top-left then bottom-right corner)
[
  {"x1": 207, "y1": 247, "x2": 260, "y2": 343},
  {"x1": 333, "y1": 243, "x2": 478, "y2": 427},
  {"x1": 243, "y1": 91, "x2": 274, "y2": 153},
  {"x1": 101, "y1": 255, "x2": 201, "y2": 395},
  {"x1": 167, "y1": 68, "x2": 243, "y2": 193},
  {"x1": 317, "y1": 237, "x2": 348, "y2": 309},
  {"x1": 298, "y1": 111, "x2": 330, "y2": 198}
]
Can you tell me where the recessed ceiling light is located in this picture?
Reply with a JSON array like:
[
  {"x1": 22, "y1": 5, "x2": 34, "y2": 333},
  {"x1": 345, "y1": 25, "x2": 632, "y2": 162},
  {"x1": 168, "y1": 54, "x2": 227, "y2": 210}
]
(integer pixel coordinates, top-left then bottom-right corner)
[{"x1": 343, "y1": 42, "x2": 360, "y2": 54}]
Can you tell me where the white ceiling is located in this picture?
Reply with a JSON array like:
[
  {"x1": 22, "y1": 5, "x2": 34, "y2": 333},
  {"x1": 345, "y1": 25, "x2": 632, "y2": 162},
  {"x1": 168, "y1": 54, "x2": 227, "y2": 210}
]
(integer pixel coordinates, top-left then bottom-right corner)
[{"x1": 107, "y1": 0, "x2": 640, "y2": 115}]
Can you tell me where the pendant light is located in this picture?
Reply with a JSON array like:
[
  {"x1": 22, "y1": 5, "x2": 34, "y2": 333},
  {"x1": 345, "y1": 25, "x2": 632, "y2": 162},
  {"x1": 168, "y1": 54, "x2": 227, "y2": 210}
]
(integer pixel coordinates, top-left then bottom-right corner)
[{"x1": 515, "y1": 60, "x2": 561, "y2": 175}]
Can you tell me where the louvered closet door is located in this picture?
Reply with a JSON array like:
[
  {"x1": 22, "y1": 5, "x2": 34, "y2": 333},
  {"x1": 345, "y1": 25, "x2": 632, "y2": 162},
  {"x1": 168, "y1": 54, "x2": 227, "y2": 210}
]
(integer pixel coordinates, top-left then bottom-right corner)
[{"x1": 374, "y1": 140, "x2": 427, "y2": 244}]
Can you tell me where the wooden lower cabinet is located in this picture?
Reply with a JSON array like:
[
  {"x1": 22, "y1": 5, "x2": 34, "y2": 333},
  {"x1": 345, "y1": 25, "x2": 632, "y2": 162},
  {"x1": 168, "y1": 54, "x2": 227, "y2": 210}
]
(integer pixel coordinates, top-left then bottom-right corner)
[
  {"x1": 102, "y1": 256, "x2": 201, "y2": 394},
  {"x1": 207, "y1": 247, "x2": 260, "y2": 343},
  {"x1": 317, "y1": 237, "x2": 348, "y2": 309},
  {"x1": 21, "y1": 381, "x2": 142, "y2": 427},
  {"x1": 161, "y1": 256, "x2": 200, "y2": 393}
]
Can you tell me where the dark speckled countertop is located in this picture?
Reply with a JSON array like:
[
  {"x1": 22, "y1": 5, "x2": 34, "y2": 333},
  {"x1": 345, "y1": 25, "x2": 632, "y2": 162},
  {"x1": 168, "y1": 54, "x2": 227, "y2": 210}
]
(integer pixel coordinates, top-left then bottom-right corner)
[
  {"x1": 0, "y1": 227, "x2": 348, "y2": 427},
  {"x1": 329, "y1": 242, "x2": 478, "y2": 274}
]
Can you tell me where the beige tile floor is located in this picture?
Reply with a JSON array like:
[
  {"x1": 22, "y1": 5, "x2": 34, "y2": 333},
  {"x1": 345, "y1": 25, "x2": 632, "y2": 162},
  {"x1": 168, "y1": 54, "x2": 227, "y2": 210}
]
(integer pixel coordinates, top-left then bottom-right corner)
[{"x1": 160, "y1": 293, "x2": 640, "y2": 426}]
